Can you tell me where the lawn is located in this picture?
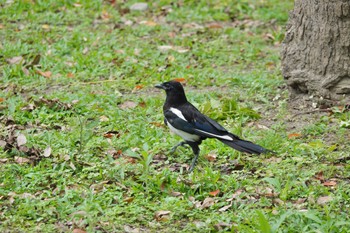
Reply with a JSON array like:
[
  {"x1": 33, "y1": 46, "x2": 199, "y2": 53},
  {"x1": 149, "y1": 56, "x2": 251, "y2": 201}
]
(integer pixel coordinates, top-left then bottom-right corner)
[{"x1": 1, "y1": 0, "x2": 350, "y2": 232}]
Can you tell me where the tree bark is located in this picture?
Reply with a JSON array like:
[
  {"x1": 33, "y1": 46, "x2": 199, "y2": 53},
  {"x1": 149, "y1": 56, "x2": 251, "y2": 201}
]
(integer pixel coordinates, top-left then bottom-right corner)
[{"x1": 281, "y1": 0, "x2": 350, "y2": 102}]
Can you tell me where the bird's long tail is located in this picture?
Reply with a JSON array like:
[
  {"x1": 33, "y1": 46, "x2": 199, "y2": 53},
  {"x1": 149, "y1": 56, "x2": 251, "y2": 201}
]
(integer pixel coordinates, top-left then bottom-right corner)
[{"x1": 220, "y1": 138, "x2": 271, "y2": 154}]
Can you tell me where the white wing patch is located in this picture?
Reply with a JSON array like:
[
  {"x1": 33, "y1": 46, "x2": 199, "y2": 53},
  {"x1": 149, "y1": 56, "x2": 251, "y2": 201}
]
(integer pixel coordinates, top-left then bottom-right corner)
[
  {"x1": 169, "y1": 108, "x2": 187, "y2": 122},
  {"x1": 195, "y1": 129, "x2": 233, "y2": 141},
  {"x1": 166, "y1": 121, "x2": 200, "y2": 142}
]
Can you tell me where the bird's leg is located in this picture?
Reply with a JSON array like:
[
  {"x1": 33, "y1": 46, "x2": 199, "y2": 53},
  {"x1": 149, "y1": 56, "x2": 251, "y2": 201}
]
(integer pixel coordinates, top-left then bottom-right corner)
[
  {"x1": 188, "y1": 151, "x2": 199, "y2": 173},
  {"x1": 170, "y1": 141, "x2": 188, "y2": 154},
  {"x1": 187, "y1": 142, "x2": 200, "y2": 173}
]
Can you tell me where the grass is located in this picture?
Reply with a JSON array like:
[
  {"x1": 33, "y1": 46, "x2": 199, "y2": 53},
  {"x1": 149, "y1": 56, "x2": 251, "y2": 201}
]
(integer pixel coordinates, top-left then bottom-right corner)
[{"x1": 1, "y1": 0, "x2": 350, "y2": 232}]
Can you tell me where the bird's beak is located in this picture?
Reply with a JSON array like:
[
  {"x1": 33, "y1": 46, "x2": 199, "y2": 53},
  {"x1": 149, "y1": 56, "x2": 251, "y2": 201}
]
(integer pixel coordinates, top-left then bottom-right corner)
[{"x1": 155, "y1": 83, "x2": 165, "y2": 90}]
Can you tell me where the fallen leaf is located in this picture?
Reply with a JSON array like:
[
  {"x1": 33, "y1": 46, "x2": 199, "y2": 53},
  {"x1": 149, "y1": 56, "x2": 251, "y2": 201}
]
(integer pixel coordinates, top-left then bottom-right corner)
[
  {"x1": 173, "y1": 78, "x2": 186, "y2": 83},
  {"x1": 288, "y1": 133, "x2": 302, "y2": 139},
  {"x1": 119, "y1": 101, "x2": 137, "y2": 109},
  {"x1": 149, "y1": 122, "x2": 163, "y2": 127},
  {"x1": 133, "y1": 84, "x2": 144, "y2": 91},
  {"x1": 170, "y1": 191, "x2": 183, "y2": 197},
  {"x1": 209, "y1": 189, "x2": 220, "y2": 197},
  {"x1": 158, "y1": 45, "x2": 173, "y2": 52},
  {"x1": 17, "y1": 134, "x2": 27, "y2": 146},
  {"x1": 99, "y1": 115, "x2": 109, "y2": 122},
  {"x1": 138, "y1": 101, "x2": 146, "y2": 108},
  {"x1": 322, "y1": 180, "x2": 337, "y2": 187},
  {"x1": 314, "y1": 171, "x2": 324, "y2": 181},
  {"x1": 67, "y1": 73, "x2": 75, "y2": 78},
  {"x1": 214, "y1": 222, "x2": 232, "y2": 231},
  {"x1": 36, "y1": 70, "x2": 52, "y2": 78},
  {"x1": 139, "y1": 21, "x2": 157, "y2": 26},
  {"x1": 0, "y1": 140, "x2": 6, "y2": 149},
  {"x1": 73, "y1": 3, "x2": 82, "y2": 7},
  {"x1": 0, "y1": 98, "x2": 4, "y2": 102},
  {"x1": 43, "y1": 146, "x2": 51, "y2": 157},
  {"x1": 0, "y1": 158, "x2": 8, "y2": 163},
  {"x1": 154, "y1": 210, "x2": 171, "y2": 221},
  {"x1": 226, "y1": 189, "x2": 243, "y2": 201},
  {"x1": 42, "y1": 24, "x2": 50, "y2": 30},
  {"x1": 6, "y1": 56, "x2": 24, "y2": 64},
  {"x1": 206, "y1": 22, "x2": 223, "y2": 29},
  {"x1": 72, "y1": 229, "x2": 86, "y2": 233},
  {"x1": 103, "y1": 131, "x2": 120, "y2": 138},
  {"x1": 205, "y1": 153, "x2": 217, "y2": 162},
  {"x1": 14, "y1": 156, "x2": 30, "y2": 164},
  {"x1": 123, "y1": 197, "x2": 134, "y2": 203},
  {"x1": 294, "y1": 198, "x2": 307, "y2": 205},
  {"x1": 317, "y1": 196, "x2": 333, "y2": 205},
  {"x1": 201, "y1": 197, "x2": 215, "y2": 209},
  {"x1": 218, "y1": 203, "x2": 232, "y2": 212},
  {"x1": 21, "y1": 104, "x2": 35, "y2": 111}
]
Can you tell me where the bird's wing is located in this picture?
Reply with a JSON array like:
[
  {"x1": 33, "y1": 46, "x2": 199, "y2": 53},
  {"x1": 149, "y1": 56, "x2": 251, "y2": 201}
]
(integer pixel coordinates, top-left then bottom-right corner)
[{"x1": 167, "y1": 103, "x2": 239, "y2": 141}]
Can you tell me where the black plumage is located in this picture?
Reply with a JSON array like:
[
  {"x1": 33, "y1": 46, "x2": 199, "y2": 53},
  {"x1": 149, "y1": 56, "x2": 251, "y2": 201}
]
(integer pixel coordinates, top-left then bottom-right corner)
[{"x1": 155, "y1": 80, "x2": 273, "y2": 172}]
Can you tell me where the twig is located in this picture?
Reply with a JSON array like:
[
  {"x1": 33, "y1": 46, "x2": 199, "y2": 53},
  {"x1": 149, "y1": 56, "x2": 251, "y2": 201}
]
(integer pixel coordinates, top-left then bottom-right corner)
[{"x1": 292, "y1": 108, "x2": 332, "y2": 117}]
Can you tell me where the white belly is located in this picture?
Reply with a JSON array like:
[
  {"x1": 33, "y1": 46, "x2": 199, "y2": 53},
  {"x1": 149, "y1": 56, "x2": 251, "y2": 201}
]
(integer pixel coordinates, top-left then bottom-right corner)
[{"x1": 167, "y1": 121, "x2": 200, "y2": 142}]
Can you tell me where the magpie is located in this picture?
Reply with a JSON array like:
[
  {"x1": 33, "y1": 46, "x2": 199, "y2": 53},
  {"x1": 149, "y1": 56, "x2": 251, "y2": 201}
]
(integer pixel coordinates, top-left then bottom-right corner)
[{"x1": 155, "y1": 80, "x2": 273, "y2": 172}]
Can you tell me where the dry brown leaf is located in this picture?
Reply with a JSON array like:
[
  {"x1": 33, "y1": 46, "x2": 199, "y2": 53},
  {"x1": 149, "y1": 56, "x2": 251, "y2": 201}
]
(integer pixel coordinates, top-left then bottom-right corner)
[
  {"x1": 206, "y1": 22, "x2": 223, "y2": 29},
  {"x1": 170, "y1": 191, "x2": 183, "y2": 197},
  {"x1": 119, "y1": 101, "x2": 137, "y2": 109},
  {"x1": 154, "y1": 210, "x2": 171, "y2": 221},
  {"x1": 67, "y1": 72, "x2": 75, "y2": 78},
  {"x1": 6, "y1": 56, "x2": 24, "y2": 64},
  {"x1": 288, "y1": 133, "x2": 302, "y2": 139},
  {"x1": 17, "y1": 134, "x2": 27, "y2": 146},
  {"x1": 123, "y1": 197, "x2": 134, "y2": 203},
  {"x1": 0, "y1": 97, "x2": 4, "y2": 103},
  {"x1": 0, "y1": 140, "x2": 7, "y2": 148},
  {"x1": 133, "y1": 84, "x2": 144, "y2": 91},
  {"x1": 43, "y1": 146, "x2": 51, "y2": 157},
  {"x1": 294, "y1": 198, "x2": 307, "y2": 204},
  {"x1": 0, "y1": 158, "x2": 8, "y2": 163},
  {"x1": 322, "y1": 180, "x2": 337, "y2": 187},
  {"x1": 214, "y1": 222, "x2": 232, "y2": 231},
  {"x1": 205, "y1": 153, "x2": 217, "y2": 162},
  {"x1": 72, "y1": 229, "x2": 86, "y2": 233},
  {"x1": 140, "y1": 21, "x2": 157, "y2": 26},
  {"x1": 317, "y1": 196, "x2": 333, "y2": 205},
  {"x1": 149, "y1": 122, "x2": 163, "y2": 127},
  {"x1": 314, "y1": 171, "x2": 324, "y2": 181},
  {"x1": 201, "y1": 197, "x2": 215, "y2": 209},
  {"x1": 173, "y1": 78, "x2": 186, "y2": 83},
  {"x1": 36, "y1": 70, "x2": 52, "y2": 78},
  {"x1": 14, "y1": 156, "x2": 30, "y2": 164},
  {"x1": 209, "y1": 189, "x2": 220, "y2": 197},
  {"x1": 226, "y1": 189, "x2": 243, "y2": 201},
  {"x1": 21, "y1": 104, "x2": 35, "y2": 111},
  {"x1": 218, "y1": 203, "x2": 232, "y2": 212}
]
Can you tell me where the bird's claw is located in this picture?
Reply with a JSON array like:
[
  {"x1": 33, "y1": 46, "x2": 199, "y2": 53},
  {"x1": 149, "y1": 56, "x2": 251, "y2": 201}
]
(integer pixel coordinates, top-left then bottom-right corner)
[{"x1": 170, "y1": 141, "x2": 188, "y2": 154}]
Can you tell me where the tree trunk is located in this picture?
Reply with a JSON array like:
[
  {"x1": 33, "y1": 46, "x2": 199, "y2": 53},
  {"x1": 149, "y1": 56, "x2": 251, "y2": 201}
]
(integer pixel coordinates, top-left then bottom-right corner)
[{"x1": 281, "y1": 0, "x2": 350, "y2": 103}]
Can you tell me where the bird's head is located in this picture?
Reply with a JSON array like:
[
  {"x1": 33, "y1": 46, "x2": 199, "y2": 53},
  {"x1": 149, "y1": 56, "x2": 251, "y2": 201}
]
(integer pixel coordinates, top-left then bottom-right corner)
[
  {"x1": 155, "y1": 80, "x2": 187, "y2": 104},
  {"x1": 155, "y1": 81, "x2": 184, "y2": 93}
]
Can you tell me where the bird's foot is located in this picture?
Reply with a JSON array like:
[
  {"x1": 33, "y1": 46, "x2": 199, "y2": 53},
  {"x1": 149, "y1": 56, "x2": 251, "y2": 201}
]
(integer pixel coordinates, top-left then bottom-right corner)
[
  {"x1": 170, "y1": 141, "x2": 188, "y2": 154},
  {"x1": 188, "y1": 153, "x2": 199, "y2": 173}
]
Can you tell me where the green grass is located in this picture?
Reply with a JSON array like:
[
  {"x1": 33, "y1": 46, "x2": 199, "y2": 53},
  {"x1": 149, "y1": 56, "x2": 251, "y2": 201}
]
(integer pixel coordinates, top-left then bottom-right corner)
[{"x1": 1, "y1": 0, "x2": 350, "y2": 232}]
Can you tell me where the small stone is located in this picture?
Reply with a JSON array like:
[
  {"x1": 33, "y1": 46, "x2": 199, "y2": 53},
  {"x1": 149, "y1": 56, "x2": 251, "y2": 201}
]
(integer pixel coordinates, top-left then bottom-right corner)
[{"x1": 129, "y1": 3, "x2": 148, "y2": 11}]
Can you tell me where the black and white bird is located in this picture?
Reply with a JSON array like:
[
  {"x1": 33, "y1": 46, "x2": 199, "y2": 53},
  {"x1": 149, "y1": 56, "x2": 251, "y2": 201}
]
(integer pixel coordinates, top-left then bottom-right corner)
[{"x1": 155, "y1": 80, "x2": 273, "y2": 172}]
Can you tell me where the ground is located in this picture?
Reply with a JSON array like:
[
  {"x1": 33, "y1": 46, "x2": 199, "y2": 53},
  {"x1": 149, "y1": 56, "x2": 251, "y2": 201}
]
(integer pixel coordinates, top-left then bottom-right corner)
[{"x1": 0, "y1": 1, "x2": 350, "y2": 232}]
